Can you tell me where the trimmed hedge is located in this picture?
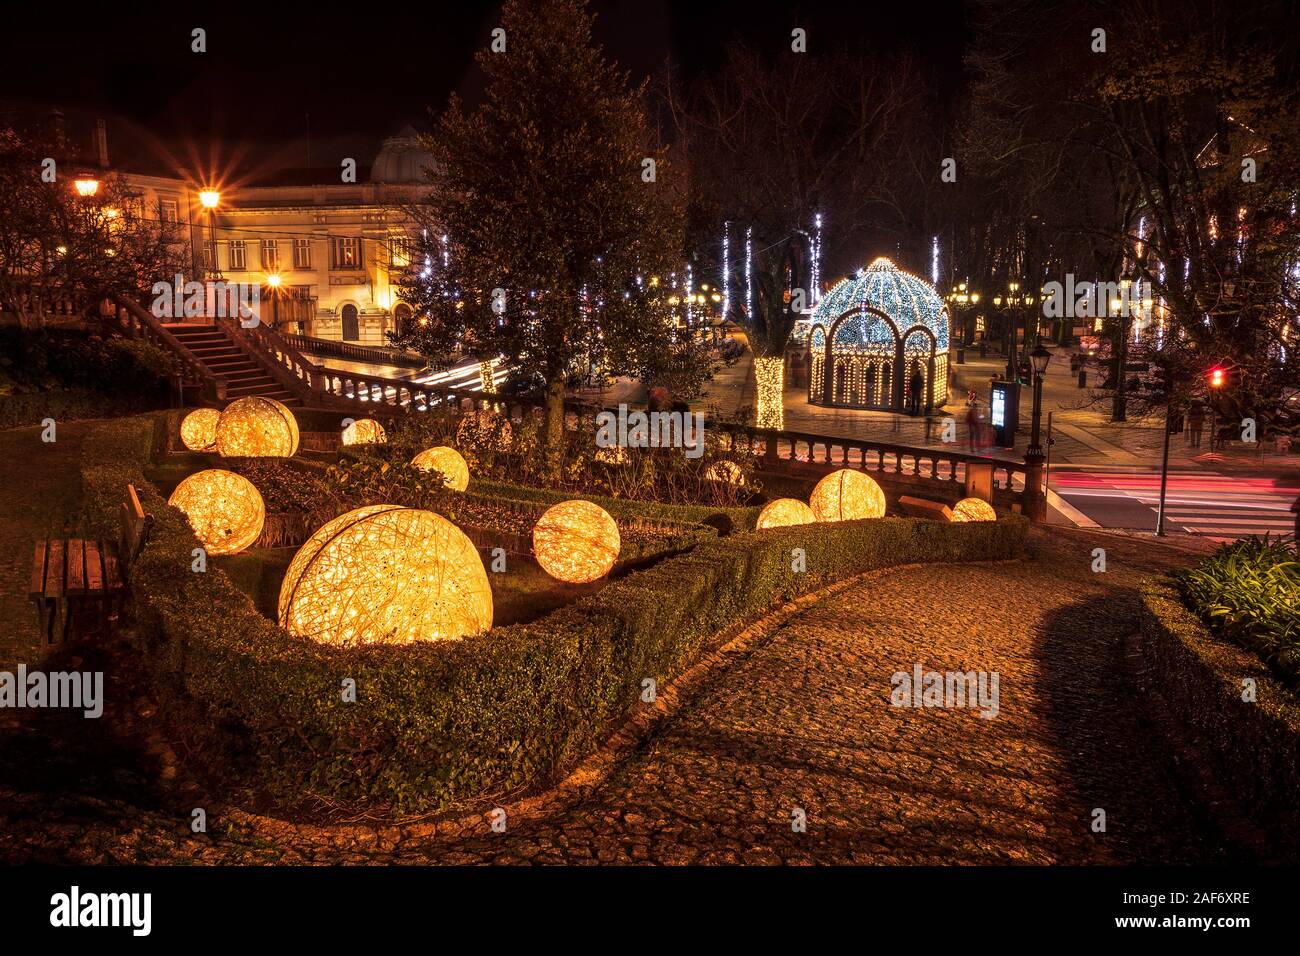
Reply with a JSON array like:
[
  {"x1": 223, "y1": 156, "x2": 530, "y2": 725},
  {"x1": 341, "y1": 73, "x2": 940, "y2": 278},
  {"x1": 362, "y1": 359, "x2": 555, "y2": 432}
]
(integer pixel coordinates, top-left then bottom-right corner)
[
  {"x1": 1138, "y1": 579, "x2": 1300, "y2": 856},
  {"x1": 82, "y1": 412, "x2": 1027, "y2": 814},
  {"x1": 468, "y1": 477, "x2": 761, "y2": 534}
]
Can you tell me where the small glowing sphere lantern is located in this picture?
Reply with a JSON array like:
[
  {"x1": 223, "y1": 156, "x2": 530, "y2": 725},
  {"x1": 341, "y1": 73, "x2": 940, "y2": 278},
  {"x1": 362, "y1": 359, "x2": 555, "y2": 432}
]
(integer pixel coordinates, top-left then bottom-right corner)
[
  {"x1": 411, "y1": 446, "x2": 470, "y2": 491},
  {"x1": 951, "y1": 497, "x2": 997, "y2": 522},
  {"x1": 278, "y1": 504, "x2": 493, "y2": 645},
  {"x1": 215, "y1": 396, "x2": 300, "y2": 458},
  {"x1": 179, "y1": 408, "x2": 221, "y2": 451},
  {"x1": 809, "y1": 469, "x2": 886, "y2": 522},
  {"x1": 532, "y1": 499, "x2": 621, "y2": 584},
  {"x1": 756, "y1": 497, "x2": 816, "y2": 529},
  {"x1": 342, "y1": 418, "x2": 387, "y2": 446},
  {"x1": 167, "y1": 468, "x2": 265, "y2": 555},
  {"x1": 704, "y1": 460, "x2": 744, "y2": 485}
]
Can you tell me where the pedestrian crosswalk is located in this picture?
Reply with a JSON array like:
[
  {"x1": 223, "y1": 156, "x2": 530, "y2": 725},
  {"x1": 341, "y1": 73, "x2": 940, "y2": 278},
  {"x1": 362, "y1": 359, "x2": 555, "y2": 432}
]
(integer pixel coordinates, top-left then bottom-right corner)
[{"x1": 1051, "y1": 469, "x2": 1298, "y2": 542}]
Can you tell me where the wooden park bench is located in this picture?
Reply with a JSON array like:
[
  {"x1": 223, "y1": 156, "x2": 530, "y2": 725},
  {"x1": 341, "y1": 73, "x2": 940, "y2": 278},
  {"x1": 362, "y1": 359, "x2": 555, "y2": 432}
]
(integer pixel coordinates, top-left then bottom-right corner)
[
  {"x1": 29, "y1": 484, "x2": 153, "y2": 646},
  {"x1": 897, "y1": 495, "x2": 954, "y2": 522}
]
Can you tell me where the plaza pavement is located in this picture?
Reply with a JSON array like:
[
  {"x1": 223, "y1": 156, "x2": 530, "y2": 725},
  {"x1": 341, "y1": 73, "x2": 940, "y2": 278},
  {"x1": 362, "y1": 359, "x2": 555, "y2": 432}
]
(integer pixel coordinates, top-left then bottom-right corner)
[{"x1": 0, "y1": 527, "x2": 1246, "y2": 864}]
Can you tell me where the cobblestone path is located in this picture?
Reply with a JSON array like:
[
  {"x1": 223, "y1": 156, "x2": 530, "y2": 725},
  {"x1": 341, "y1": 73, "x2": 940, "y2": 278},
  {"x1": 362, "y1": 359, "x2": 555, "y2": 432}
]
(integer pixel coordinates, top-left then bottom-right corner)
[{"x1": 0, "y1": 528, "x2": 1239, "y2": 864}]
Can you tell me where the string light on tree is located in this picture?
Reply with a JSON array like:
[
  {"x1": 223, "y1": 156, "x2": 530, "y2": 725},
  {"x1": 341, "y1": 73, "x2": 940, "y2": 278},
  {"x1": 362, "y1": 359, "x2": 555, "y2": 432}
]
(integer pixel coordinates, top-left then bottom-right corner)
[{"x1": 722, "y1": 221, "x2": 731, "y2": 319}]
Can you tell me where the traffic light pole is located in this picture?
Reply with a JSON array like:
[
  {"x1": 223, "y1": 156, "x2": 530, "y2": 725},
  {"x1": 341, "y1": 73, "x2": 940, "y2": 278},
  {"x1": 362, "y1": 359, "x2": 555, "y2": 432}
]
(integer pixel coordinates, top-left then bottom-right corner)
[{"x1": 1156, "y1": 402, "x2": 1173, "y2": 536}]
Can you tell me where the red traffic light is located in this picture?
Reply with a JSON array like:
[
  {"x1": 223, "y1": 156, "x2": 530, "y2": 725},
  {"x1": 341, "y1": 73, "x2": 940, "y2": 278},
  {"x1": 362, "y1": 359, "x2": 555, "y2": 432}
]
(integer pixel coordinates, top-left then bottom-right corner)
[{"x1": 1208, "y1": 366, "x2": 1226, "y2": 388}]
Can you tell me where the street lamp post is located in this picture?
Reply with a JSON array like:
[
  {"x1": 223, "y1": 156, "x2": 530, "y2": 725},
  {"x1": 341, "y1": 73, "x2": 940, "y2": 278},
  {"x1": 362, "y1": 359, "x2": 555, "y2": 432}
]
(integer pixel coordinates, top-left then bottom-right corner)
[{"x1": 1024, "y1": 341, "x2": 1052, "y2": 521}]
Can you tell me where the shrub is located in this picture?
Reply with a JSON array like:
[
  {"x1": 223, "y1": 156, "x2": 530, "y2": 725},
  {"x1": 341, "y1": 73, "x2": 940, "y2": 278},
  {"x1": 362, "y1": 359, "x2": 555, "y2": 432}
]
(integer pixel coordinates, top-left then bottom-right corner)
[
  {"x1": 82, "y1": 413, "x2": 1027, "y2": 815},
  {"x1": 1171, "y1": 537, "x2": 1300, "y2": 684}
]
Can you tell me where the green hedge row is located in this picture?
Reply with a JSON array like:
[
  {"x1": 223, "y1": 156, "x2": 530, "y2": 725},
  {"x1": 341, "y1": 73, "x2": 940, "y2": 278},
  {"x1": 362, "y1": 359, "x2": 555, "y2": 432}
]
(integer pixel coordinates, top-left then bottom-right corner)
[
  {"x1": 468, "y1": 477, "x2": 761, "y2": 534},
  {"x1": 82, "y1": 413, "x2": 1027, "y2": 814},
  {"x1": 1138, "y1": 579, "x2": 1300, "y2": 856}
]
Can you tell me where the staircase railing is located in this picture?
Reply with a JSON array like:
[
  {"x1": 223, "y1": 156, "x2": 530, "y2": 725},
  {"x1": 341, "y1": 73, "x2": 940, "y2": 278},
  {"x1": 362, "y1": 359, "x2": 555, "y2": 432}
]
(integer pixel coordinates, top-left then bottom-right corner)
[
  {"x1": 215, "y1": 316, "x2": 324, "y2": 403},
  {"x1": 713, "y1": 422, "x2": 1027, "y2": 502},
  {"x1": 109, "y1": 296, "x2": 227, "y2": 404},
  {"x1": 283, "y1": 332, "x2": 427, "y2": 368}
]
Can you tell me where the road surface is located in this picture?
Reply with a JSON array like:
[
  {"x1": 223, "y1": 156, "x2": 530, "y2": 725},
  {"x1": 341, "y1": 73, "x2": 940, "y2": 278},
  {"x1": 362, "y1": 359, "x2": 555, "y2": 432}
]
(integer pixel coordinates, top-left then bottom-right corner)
[{"x1": 1051, "y1": 466, "x2": 1299, "y2": 541}]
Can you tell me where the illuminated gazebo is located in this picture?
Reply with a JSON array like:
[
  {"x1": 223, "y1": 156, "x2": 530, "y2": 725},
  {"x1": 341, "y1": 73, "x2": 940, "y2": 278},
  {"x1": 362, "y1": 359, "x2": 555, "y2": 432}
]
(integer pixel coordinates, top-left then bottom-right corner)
[{"x1": 807, "y1": 257, "x2": 950, "y2": 412}]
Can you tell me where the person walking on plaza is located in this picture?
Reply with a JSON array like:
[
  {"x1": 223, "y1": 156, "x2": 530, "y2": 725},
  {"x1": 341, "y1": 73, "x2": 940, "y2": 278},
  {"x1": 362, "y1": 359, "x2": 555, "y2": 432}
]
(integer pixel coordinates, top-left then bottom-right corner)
[
  {"x1": 966, "y1": 401, "x2": 986, "y2": 453},
  {"x1": 908, "y1": 367, "x2": 924, "y2": 416},
  {"x1": 1187, "y1": 399, "x2": 1205, "y2": 448}
]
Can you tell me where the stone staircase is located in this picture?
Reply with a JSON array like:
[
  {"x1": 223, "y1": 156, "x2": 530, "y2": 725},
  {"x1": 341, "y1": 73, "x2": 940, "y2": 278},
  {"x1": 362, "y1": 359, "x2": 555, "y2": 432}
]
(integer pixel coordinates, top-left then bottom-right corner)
[{"x1": 162, "y1": 323, "x2": 303, "y2": 407}]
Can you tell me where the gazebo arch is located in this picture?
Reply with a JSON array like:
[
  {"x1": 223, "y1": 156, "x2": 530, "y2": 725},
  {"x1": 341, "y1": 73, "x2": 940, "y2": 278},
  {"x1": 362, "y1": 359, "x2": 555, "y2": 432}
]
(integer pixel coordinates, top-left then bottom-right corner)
[{"x1": 806, "y1": 257, "x2": 950, "y2": 412}]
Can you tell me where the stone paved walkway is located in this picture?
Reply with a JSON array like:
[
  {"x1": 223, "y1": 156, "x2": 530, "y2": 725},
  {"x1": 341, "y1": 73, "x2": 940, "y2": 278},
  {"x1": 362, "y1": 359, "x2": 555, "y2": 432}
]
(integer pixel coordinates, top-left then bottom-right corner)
[{"x1": 0, "y1": 528, "x2": 1241, "y2": 864}]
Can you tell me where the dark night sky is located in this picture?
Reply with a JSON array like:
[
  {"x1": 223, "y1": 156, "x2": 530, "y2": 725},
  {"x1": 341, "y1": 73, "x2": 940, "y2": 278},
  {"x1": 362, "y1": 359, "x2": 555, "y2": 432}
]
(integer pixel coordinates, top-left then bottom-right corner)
[{"x1": 0, "y1": 1, "x2": 967, "y2": 180}]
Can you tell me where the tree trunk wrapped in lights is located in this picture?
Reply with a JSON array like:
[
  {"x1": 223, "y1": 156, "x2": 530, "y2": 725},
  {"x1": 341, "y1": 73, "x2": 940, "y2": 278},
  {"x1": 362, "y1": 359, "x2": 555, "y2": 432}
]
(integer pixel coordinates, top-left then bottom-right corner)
[
  {"x1": 478, "y1": 358, "x2": 497, "y2": 394},
  {"x1": 753, "y1": 356, "x2": 786, "y2": 430}
]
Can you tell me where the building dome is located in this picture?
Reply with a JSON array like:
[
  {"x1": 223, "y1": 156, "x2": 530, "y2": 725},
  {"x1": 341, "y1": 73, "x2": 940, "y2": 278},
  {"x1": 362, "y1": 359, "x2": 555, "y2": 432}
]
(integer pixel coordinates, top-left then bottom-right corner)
[
  {"x1": 807, "y1": 257, "x2": 950, "y2": 411},
  {"x1": 370, "y1": 126, "x2": 436, "y2": 184},
  {"x1": 810, "y1": 257, "x2": 949, "y2": 353}
]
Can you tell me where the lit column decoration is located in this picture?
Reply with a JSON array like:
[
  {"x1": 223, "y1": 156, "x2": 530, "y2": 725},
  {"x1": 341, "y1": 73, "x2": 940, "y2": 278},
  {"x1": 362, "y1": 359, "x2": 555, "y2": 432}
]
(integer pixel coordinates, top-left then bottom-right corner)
[
  {"x1": 478, "y1": 358, "x2": 497, "y2": 393},
  {"x1": 745, "y1": 226, "x2": 753, "y2": 319},
  {"x1": 722, "y1": 221, "x2": 731, "y2": 321},
  {"x1": 754, "y1": 355, "x2": 785, "y2": 430},
  {"x1": 931, "y1": 235, "x2": 940, "y2": 286},
  {"x1": 812, "y1": 213, "x2": 823, "y2": 304},
  {"x1": 685, "y1": 263, "x2": 693, "y2": 328}
]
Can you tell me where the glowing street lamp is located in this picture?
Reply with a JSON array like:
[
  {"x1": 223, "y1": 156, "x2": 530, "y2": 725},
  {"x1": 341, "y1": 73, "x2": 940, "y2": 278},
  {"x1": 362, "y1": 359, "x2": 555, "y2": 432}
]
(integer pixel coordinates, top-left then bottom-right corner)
[
  {"x1": 74, "y1": 177, "x2": 99, "y2": 197},
  {"x1": 199, "y1": 189, "x2": 221, "y2": 209}
]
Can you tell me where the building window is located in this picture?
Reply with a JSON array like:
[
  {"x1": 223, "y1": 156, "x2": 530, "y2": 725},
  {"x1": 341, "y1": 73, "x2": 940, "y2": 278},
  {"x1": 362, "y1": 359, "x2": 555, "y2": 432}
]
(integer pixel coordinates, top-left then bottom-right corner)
[
  {"x1": 203, "y1": 240, "x2": 217, "y2": 271},
  {"x1": 160, "y1": 199, "x2": 179, "y2": 223},
  {"x1": 293, "y1": 238, "x2": 312, "y2": 269},
  {"x1": 332, "y1": 237, "x2": 361, "y2": 269},
  {"x1": 228, "y1": 239, "x2": 247, "y2": 270},
  {"x1": 261, "y1": 239, "x2": 279, "y2": 271},
  {"x1": 390, "y1": 236, "x2": 410, "y2": 268}
]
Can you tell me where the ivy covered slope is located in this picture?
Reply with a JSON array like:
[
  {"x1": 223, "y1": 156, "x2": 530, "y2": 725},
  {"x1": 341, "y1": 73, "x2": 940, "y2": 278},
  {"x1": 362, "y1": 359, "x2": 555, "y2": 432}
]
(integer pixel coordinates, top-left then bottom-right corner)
[{"x1": 80, "y1": 412, "x2": 1027, "y2": 815}]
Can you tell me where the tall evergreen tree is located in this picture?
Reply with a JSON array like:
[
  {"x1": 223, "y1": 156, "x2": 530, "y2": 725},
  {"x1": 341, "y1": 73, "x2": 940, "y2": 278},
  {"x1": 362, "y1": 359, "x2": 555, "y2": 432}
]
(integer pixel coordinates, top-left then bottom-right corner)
[{"x1": 393, "y1": 0, "x2": 712, "y2": 471}]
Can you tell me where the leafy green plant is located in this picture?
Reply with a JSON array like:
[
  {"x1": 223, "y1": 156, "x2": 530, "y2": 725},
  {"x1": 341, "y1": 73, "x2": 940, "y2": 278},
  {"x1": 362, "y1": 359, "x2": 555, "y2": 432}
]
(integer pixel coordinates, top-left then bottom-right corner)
[
  {"x1": 1172, "y1": 537, "x2": 1300, "y2": 682},
  {"x1": 323, "y1": 456, "x2": 452, "y2": 513}
]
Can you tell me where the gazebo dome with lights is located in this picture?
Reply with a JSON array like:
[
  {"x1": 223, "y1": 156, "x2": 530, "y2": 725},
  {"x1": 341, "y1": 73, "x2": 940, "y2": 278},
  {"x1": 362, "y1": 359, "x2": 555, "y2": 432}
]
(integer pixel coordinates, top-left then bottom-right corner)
[{"x1": 807, "y1": 257, "x2": 950, "y2": 411}]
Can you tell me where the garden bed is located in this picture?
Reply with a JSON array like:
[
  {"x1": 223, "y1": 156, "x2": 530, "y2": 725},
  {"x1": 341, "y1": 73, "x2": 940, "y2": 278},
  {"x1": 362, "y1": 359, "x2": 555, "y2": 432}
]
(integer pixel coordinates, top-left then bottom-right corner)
[{"x1": 80, "y1": 412, "x2": 1028, "y2": 817}]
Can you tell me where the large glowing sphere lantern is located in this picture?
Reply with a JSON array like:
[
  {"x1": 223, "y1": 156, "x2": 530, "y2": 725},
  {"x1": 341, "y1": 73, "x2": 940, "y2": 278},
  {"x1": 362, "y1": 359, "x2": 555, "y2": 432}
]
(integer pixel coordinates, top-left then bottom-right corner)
[
  {"x1": 342, "y1": 418, "x2": 387, "y2": 446},
  {"x1": 215, "y1": 396, "x2": 300, "y2": 458},
  {"x1": 411, "y1": 446, "x2": 470, "y2": 491},
  {"x1": 278, "y1": 505, "x2": 493, "y2": 646},
  {"x1": 756, "y1": 498, "x2": 817, "y2": 529},
  {"x1": 951, "y1": 497, "x2": 997, "y2": 522},
  {"x1": 532, "y1": 499, "x2": 621, "y2": 584},
  {"x1": 809, "y1": 469, "x2": 886, "y2": 522},
  {"x1": 167, "y1": 468, "x2": 265, "y2": 555}
]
